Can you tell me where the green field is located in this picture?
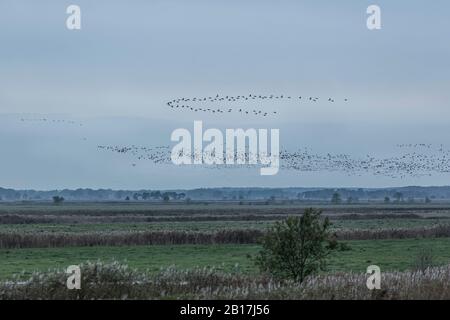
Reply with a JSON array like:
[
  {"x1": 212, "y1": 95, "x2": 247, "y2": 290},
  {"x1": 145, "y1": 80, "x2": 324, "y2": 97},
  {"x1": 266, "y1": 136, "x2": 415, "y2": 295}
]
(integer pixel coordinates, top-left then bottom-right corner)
[
  {"x1": 1, "y1": 237, "x2": 450, "y2": 280},
  {"x1": 3, "y1": 202, "x2": 450, "y2": 286}
]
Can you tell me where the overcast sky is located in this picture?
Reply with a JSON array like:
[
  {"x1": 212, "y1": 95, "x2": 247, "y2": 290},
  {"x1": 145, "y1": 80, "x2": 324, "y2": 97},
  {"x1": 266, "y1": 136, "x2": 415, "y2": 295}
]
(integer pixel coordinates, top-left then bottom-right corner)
[{"x1": 1, "y1": 1, "x2": 450, "y2": 190}]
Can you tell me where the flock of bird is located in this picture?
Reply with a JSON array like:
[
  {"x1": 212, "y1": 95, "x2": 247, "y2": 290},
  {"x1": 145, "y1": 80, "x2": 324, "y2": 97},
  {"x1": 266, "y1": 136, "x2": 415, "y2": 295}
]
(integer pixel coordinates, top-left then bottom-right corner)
[
  {"x1": 97, "y1": 145, "x2": 170, "y2": 165},
  {"x1": 166, "y1": 94, "x2": 348, "y2": 117},
  {"x1": 16, "y1": 96, "x2": 450, "y2": 180},
  {"x1": 19, "y1": 118, "x2": 83, "y2": 126},
  {"x1": 97, "y1": 143, "x2": 450, "y2": 179},
  {"x1": 279, "y1": 145, "x2": 450, "y2": 179}
]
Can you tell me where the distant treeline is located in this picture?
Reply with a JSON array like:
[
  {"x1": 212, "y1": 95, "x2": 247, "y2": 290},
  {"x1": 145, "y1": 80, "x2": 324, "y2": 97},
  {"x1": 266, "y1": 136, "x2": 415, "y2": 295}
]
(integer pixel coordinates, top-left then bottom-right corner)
[
  {"x1": 1, "y1": 186, "x2": 450, "y2": 202},
  {"x1": 299, "y1": 187, "x2": 449, "y2": 202}
]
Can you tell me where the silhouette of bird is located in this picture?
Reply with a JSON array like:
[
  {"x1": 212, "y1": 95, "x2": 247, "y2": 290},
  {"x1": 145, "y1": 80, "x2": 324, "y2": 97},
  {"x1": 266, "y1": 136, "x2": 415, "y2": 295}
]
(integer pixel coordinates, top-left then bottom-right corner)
[{"x1": 165, "y1": 93, "x2": 350, "y2": 118}]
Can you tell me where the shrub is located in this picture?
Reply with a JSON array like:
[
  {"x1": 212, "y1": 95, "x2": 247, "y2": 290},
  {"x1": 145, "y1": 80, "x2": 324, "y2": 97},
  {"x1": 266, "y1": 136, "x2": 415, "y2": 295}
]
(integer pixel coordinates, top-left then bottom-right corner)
[{"x1": 255, "y1": 208, "x2": 342, "y2": 282}]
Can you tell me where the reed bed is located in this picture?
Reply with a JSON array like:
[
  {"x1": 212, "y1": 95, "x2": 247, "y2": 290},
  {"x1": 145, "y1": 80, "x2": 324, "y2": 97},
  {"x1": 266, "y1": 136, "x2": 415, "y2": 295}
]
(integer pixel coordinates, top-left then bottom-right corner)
[
  {"x1": 0, "y1": 229, "x2": 265, "y2": 248},
  {"x1": 0, "y1": 213, "x2": 427, "y2": 225},
  {"x1": 335, "y1": 225, "x2": 450, "y2": 240},
  {"x1": 2, "y1": 225, "x2": 450, "y2": 248},
  {"x1": 2, "y1": 260, "x2": 450, "y2": 299},
  {"x1": 0, "y1": 214, "x2": 294, "y2": 224}
]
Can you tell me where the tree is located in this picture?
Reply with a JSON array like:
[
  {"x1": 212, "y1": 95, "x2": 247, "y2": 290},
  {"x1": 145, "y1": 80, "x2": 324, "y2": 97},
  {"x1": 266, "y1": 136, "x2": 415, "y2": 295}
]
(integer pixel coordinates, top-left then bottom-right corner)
[
  {"x1": 331, "y1": 192, "x2": 342, "y2": 204},
  {"x1": 255, "y1": 208, "x2": 343, "y2": 282},
  {"x1": 150, "y1": 191, "x2": 161, "y2": 200},
  {"x1": 52, "y1": 196, "x2": 65, "y2": 204},
  {"x1": 425, "y1": 197, "x2": 431, "y2": 204},
  {"x1": 394, "y1": 192, "x2": 404, "y2": 203},
  {"x1": 384, "y1": 196, "x2": 391, "y2": 204}
]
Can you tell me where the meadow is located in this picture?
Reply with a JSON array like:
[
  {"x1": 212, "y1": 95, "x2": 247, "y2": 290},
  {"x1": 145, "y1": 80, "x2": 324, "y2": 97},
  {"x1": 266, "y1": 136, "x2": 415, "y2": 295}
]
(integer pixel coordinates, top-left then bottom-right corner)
[
  {"x1": 2, "y1": 201, "x2": 450, "y2": 299},
  {"x1": 2, "y1": 238, "x2": 450, "y2": 280}
]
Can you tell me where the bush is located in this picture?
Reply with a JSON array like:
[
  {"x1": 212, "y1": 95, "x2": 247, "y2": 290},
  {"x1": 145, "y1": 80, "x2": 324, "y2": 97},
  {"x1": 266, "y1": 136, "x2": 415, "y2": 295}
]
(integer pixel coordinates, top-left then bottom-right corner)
[{"x1": 255, "y1": 208, "x2": 342, "y2": 282}]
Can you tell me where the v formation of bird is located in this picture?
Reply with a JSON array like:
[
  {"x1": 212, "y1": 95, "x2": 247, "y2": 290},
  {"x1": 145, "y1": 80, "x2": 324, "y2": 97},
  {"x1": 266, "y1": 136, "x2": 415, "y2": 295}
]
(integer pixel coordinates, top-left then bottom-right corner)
[{"x1": 166, "y1": 94, "x2": 349, "y2": 117}]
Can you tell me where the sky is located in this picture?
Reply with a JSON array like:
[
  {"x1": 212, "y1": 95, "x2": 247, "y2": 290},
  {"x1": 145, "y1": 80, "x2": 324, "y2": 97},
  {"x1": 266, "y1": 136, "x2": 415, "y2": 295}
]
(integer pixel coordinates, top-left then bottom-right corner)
[{"x1": 1, "y1": 0, "x2": 450, "y2": 190}]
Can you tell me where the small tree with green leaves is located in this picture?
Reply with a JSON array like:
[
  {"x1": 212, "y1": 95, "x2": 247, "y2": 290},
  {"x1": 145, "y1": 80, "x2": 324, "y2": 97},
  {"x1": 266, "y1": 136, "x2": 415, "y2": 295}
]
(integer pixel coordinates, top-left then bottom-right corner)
[{"x1": 255, "y1": 208, "x2": 343, "y2": 283}]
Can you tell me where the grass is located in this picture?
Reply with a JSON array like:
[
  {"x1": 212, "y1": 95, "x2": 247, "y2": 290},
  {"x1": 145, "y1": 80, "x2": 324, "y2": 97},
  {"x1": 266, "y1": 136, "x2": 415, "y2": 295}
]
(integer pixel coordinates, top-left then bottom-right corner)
[
  {"x1": 2, "y1": 218, "x2": 450, "y2": 234},
  {"x1": 2, "y1": 237, "x2": 450, "y2": 280},
  {"x1": 0, "y1": 221, "x2": 272, "y2": 233},
  {"x1": 3, "y1": 202, "x2": 450, "y2": 300},
  {"x1": 331, "y1": 218, "x2": 450, "y2": 230},
  {"x1": 2, "y1": 201, "x2": 450, "y2": 216},
  {"x1": 0, "y1": 244, "x2": 259, "y2": 279},
  {"x1": 3, "y1": 201, "x2": 450, "y2": 297}
]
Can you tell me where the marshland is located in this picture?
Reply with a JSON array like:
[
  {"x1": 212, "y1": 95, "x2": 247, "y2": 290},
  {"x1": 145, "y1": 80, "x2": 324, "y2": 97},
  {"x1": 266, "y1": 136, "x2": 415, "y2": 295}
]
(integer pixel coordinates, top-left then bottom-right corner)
[{"x1": 2, "y1": 200, "x2": 450, "y2": 299}]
